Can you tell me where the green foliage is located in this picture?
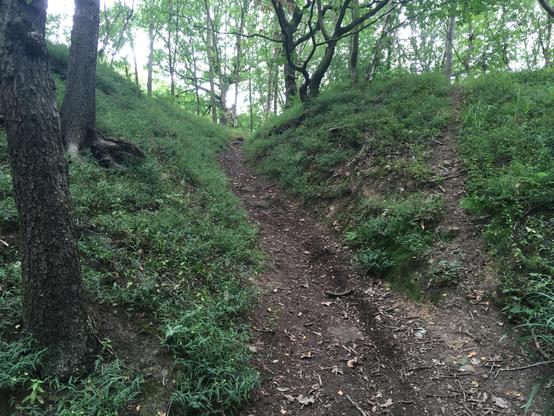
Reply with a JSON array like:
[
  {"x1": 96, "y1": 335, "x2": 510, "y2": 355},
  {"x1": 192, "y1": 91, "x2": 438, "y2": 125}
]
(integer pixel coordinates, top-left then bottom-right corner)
[
  {"x1": 0, "y1": 338, "x2": 45, "y2": 391},
  {"x1": 51, "y1": 359, "x2": 143, "y2": 416},
  {"x1": 460, "y1": 70, "x2": 554, "y2": 353},
  {"x1": 346, "y1": 194, "x2": 444, "y2": 276},
  {"x1": 0, "y1": 44, "x2": 260, "y2": 414},
  {"x1": 247, "y1": 73, "x2": 451, "y2": 199},
  {"x1": 164, "y1": 286, "x2": 258, "y2": 414},
  {"x1": 247, "y1": 74, "x2": 451, "y2": 296}
]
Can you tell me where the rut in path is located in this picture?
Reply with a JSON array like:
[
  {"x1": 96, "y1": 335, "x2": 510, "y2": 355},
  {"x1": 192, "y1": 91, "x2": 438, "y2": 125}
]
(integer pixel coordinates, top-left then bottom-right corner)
[{"x1": 220, "y1": 139, "x2": 546, "y2": 416}]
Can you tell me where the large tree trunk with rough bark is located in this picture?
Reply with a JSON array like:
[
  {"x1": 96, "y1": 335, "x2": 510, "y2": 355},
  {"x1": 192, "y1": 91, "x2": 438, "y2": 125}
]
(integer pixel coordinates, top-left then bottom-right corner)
[
  {"x1": 0, "y1": 0, "x2": 97, "y2": 378},
  {"x1": 61, "y1": 0, "x2": 101, "y2": 155}
]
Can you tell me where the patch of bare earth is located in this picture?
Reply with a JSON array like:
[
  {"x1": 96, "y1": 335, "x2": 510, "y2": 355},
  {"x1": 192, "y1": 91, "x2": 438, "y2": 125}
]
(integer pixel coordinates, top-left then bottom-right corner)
[
  {"x1": 91, "y1": 303, "x2": 173, "y2": 416},
  {"x1": 220, "y1": 128, "x2": 547, "y2": 415}
]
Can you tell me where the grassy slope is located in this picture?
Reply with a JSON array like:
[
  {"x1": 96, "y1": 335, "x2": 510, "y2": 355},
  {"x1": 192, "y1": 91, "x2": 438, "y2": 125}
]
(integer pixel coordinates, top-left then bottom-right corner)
[
  {"x1": 0, "y1": 45, "x2": 260, "y2": 415},
  {"x1": 460, "y1": 71, "x2": 554, "y2": 353},
  {"x1": 247, "y1": 71, "x2": 554, "y2": 352},
  {"x1": 247, "y1": 73, "x2": 453, "y2": 296}
]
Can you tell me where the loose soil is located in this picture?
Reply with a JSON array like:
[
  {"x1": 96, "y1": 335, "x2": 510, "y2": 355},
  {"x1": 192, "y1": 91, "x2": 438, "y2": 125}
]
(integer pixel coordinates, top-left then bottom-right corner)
[{"x1": 220, "y1": 127, "x2": 549, "y2": 415}]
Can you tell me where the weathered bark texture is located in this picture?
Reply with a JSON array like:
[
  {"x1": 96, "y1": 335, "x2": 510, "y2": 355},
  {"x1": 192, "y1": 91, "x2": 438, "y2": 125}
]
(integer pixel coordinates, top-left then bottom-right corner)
[
  {"x1": 61, "y1": 0, "x2": 101, "y2": 155},
  {"x1": 0, "y1": 0, "x2": 96, "y2": 377},
  {"x1": 444, "y1": 15, "x2": 456, "y2": 83}
]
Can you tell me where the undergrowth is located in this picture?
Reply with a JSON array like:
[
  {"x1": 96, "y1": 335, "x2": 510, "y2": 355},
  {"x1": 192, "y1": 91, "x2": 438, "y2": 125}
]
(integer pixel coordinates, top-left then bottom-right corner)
[
  {"x1": 0, "y1": 44, "x2": 260, "y2": 415},
  {"x1": 246, "y1": 73, "x2": 451, "y2": 296},
  {"x1": 460, "y1": 70, "x2": 554, "y2": 359}
]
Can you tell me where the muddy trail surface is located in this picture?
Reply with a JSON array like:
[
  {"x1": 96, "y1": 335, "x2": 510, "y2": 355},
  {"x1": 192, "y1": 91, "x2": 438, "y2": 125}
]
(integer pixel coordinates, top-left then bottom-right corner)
[{"x1": 220, "y1": 140, "x2": 547, "y2": 416}]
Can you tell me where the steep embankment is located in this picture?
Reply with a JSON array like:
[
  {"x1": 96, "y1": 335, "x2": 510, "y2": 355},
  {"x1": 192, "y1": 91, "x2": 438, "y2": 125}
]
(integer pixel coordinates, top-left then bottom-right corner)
[
  {"x1": 0, "y1": 45, "x2": 260, "y2": 415},
  {"x1": 246, "y1": 72, "x2": 554, "y2": 411}
]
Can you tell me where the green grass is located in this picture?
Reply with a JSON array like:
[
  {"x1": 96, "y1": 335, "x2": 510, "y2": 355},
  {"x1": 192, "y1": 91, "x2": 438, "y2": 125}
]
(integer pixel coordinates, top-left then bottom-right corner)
[
  {"x1": 247, "y1": 68, "x2": 554, "y2": 406},
  {"x1": 0, "y1": 44, "x2": 260, "y2": 415},
  {"x1": 459, "y1": 70, "x2": 554, "y2": 357},
  {"x1": 246, "y1": 73, "x2": 452, "y2": 297}
]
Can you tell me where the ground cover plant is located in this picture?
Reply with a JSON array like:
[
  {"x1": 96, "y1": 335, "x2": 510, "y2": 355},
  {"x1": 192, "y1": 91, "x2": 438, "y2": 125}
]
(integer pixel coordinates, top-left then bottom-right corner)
[
  {"x1": 459, "y1": 70, "x2": 554, "y2": 358},
  {"x1": 0, "y1": 44, "x2": 260, "y2": 415},
  {"x1": 246, "y1": 73, "x2": 452, "y2": 297}
]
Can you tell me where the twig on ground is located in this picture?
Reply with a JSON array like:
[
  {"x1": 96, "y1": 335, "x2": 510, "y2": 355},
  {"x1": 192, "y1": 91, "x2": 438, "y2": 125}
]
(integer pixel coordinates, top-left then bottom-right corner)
[
  {"x1": 0, "y1": 238, "x2": 9, "y2": 247},
  {"x1": 346, "y1": 394, "x2": 368, "y2": 416},
  {"x1": 495, "y1": 360, "x2": 554, "y2": 377}
]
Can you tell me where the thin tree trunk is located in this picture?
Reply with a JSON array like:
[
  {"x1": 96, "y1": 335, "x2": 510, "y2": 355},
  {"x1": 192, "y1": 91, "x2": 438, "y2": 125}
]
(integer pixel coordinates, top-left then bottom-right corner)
[
  {"x1": 61, "y1": 0, "x2": 101, "y2": 155},
  {"x1": 349, "y1": 0, "x2": 360, "y2": 83},
  {"x1": 248, "y1": 66, "x2": 254, "y2": 133},
  {"x1": 147, "y1": 22, "x2": 154, "y2": 98},
  {"x1": 0, "y1": 0, "x2": 96, "y2": 377},
  {"x1": 366, "y1": 3, "x2": 394, "y2": 81},
  {"x1": 444, "y1": 15, "x2": 456, "y2": 83},
  {"x1": 266, "y1": 63, "x2": 274, "y2": 117},
  {"x1": 273, "y1": 68, "x2": 279, "y2": 114},
  {"x1": 191, "y1": 48, "x2": 201, "y2": 115},
  {"x1": 128, "y1": 30, "x2": 139, "y2": 87}
]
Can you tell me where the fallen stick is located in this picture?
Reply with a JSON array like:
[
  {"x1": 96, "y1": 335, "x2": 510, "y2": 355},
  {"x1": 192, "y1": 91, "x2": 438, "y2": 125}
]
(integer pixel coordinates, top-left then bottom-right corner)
[
  {"x1": 495, "y1": 360, "x2": 554, "y2": 377},
  {"x1": 346, "y1": 394, "x2": 368, "y2": 416},
  {"x1": 324, "y1": 288, "x2": 354, "y2": 298}
]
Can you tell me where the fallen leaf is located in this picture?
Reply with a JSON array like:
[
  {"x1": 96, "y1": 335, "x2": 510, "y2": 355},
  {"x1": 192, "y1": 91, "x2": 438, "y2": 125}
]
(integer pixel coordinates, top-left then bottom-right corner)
[
  {"x1": 301, "y1": 351, "x2": 313, "y2": 359},
  {"x1": 493, "y1": 397, "x2": 510, "y2": 409},
  {"x1": 321, "y1": 301, "x2": 332, "y2": 307},
  {"x1": 283, "y1": 395, "x2": 295, "y2": 402},
  {"x1": 277, "y1": 387, "x2": 290, "y2": 392},
  {"x1": 297, "y1": 395, "x2": 315, "y2": 406},
  {"x1": 347, "y1": 357, "x2": 358, "y2": 368},
  {"x1": 381, "y1": 398, "x2": 394, "y2": 408}
]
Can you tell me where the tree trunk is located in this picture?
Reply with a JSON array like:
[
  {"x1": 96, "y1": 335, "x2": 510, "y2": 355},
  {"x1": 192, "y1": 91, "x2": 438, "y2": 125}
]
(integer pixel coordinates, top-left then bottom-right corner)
[
  {"x1": 0, "y1": 0, "x2": 96, "y2": 378},
  {"x1": 444, "y1": 15, "x2": 456, "y2": 83},
  {"x1": 61, "y1": 0, "x2": 101, "y2": 155},
  {"x1": 248, "y1": 65, "x2": 254, "y2": 133},
  {"x1": 147, "y1": 22, "x2": 154, "y2": 98},
  {"x1": 62, "y1": 0, "x2": 144, "y2": 167},
  {"x1": 349, "y1": 0, "x2": 360, "y2": 83},
  {"x1": 539, "y1": 0, "x2": 554, "y2": 18},
  {"x1": 307, "y1": 40, "x2": 338, "y2": 99},
  {"x1": 283, "y1": 51, "x2": 298, "y2": 106},
  {"x1": 128, "y1": 29, "x2": 139, "y2": 87}
]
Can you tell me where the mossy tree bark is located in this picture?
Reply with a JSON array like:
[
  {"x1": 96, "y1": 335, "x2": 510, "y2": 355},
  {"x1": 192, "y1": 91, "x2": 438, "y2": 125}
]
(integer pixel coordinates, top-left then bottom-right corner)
[{"x1": 0, "y1": 0, "x2": 97, "y2": 378}]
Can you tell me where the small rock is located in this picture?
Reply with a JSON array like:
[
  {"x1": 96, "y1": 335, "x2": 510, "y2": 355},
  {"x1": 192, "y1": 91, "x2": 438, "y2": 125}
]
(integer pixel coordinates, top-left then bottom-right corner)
[
  {"x1": 459, "y1": 364, "x2": 476, "y2": 373},
  {"x1": 493, "y1": 396, "x2": 510, "y2": 409}
]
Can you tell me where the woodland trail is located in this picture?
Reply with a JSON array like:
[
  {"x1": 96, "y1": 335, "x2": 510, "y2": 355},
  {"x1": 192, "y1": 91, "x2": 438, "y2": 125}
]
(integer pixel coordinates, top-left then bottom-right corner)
[{"x1": 220, "y1": 136, "x2": 547, "y2": 416}]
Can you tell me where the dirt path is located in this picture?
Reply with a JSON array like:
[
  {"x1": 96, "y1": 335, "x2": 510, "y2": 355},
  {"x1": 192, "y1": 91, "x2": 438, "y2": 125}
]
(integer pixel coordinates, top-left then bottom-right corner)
[{"x1": 220, "y1": 139, "x2": 546, "y2": 416}]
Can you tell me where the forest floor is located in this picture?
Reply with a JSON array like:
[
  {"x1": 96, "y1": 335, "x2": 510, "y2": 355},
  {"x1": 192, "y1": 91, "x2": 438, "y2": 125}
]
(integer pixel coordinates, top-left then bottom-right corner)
[{"x1": 220, "y1": 129, "x2": 548, "y2": 415}]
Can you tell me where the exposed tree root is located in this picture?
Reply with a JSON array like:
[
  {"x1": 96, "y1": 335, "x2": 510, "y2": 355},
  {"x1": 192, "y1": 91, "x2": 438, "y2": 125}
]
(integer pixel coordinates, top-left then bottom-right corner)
[
  {"x1": 90, "y1": 131, "x2": 146, "y2": 168},
  {"x1": 324, "y1": 288, "x2": 355, "y2": 298}
]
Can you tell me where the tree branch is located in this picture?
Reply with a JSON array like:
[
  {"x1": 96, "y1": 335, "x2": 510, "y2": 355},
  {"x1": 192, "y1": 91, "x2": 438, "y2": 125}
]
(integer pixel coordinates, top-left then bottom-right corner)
[{"x1": 539, "y1": 0, "x2": 554, "y2": 18}]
